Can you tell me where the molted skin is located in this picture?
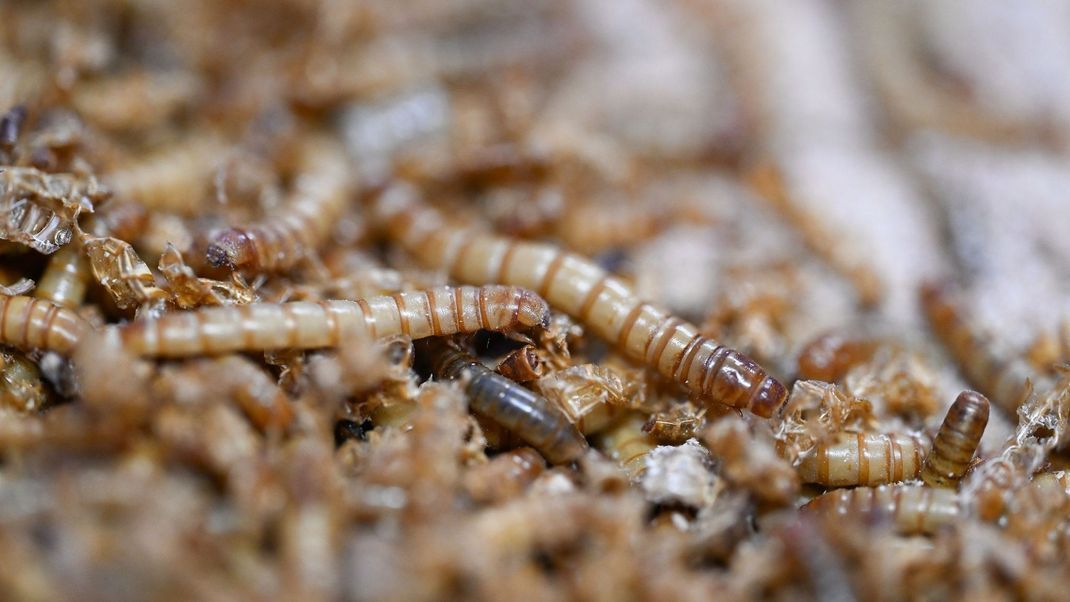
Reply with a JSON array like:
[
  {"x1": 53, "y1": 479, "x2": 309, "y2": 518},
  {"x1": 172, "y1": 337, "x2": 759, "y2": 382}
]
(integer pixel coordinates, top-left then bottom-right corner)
[
  {"x1": 797, "y1": 432, "x2": 930, "y2": 487},
  {"x1": 120, "y1": 285, "x2": 548, "y2": 357},
  {"x1": 426, "y1": 339, "x2": 588, "y2": 465},
  {"x1": 921, "y1": 390, "x2": 990, "y2": 488},
  {"x1": 370, "y1": 185, "x2": 788, "y2": 418}
]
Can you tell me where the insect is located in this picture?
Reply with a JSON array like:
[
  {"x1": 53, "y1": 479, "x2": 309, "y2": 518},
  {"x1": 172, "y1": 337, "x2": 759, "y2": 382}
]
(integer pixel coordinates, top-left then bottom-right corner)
[
  {"x1": 795, "y1": 332, "x2": 879, "y2": 382},
  {"x1": 34, "y1": 244, "x2": 90, "y2": 308},
  {"x1": 921, "y1": 282, "x2": 1042, "y2": 413},
  {"x1": 496, "y1": 345, "x2": 544, "y2": 382},
  {"x1": 0, "y1": 295, "x2": 89, "y2": 356},
  {"x1": 795, "y1": 431, "x2": 930, "y2": 487},
  {"x1": 153, "y1": 355, "x2": 295, "y2": 433},
  {"x1": 592, "y1": 411, "x2": 657, "y2": 477},
  {"x1": 206, "y1": 136, "x2": 354, "y2": 273},
  {"x1": 369, "y1": 184, "x2": 788, "y2": 418},
  {"x1": 920, "y1": 390, "x2": 990, "y2": 489},
  {"x1": 555, "y1": 200, "x2": 667, "y2": 256},
  {"x1": 105, "y1": 133, "x2": 226, "y2": 215},
  {"x1": 423, "y1": 338, "x2": 588, "y2": 465},
  {"x1": 801, "y1": 484, "x2": 961, "y2": 535},
  {"x1": 119, "y1": 284, "x2": 548, "y2": 357},
  {"x1": 462, "y1": 447, "x2": 546, "y2": 505}
]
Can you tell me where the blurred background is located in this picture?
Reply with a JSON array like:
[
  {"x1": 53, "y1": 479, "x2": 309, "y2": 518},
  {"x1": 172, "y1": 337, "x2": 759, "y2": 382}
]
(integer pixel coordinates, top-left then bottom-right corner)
[{"x1": 2, "y1": 1, "x2": 1070, "y2": 597}]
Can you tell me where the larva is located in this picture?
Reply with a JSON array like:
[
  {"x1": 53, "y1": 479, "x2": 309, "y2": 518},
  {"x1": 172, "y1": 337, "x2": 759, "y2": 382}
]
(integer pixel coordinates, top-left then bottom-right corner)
[
  {"x1": 119, "y1": 285, "x2": 548, "y2": 357},
  {"x1": 592, "y1": 411, "x2": 657, "y2": 477},
  {"x1": 555, "y1": 201, "x2": 667, "y2": 256},
  {"x1": 795, "y1": 431, "x2": 930, "y2": 487},
  {"x1": 921, "y1": 282, "x2": 1042, "y2": 413},
  {"x1": 0, "y1": 295, "x2": 89, "y2": 356},
  {"x1": 369, "y1": 185, "x2": 788, "y2": 418},
  {"x1": 105, "y1": 133, "x2": 227, "y2": 215},
  {"x1": 206, "y1": 136, "x2": 354, "y2": 273},
  {"x1": 801, "y1": 484, "x2": 961, "y2": 535},
  {"x1": 423, "y1": 338, "x2": 588, "y2": 465},
  {"x1": 920, "y1": 390, "x2": 990, "y2": 489},
  {"x1": 34, "y1": 244, "x2": 91, "y2": 308}
]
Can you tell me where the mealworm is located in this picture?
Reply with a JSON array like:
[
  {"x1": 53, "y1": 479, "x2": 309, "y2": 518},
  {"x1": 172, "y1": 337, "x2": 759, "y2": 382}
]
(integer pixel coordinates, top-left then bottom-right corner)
[
  {"x1": 369, "y1": 185, "x2": 788, "y2": 418},
  {"x1": 0, "y1": 295, "x2": 89, "y2": 356},
  {"x1": 796, "y1": 431, "x2": 930, "y2": 487},
  {"x1": 496, "y1": 345, "x2": 544, "y2": 382},
  {"x1": 105, "y1": 133, "x2": 226, "y2": 215},
  {"x1": 423, "y1": 338, "x2": 588, "y2": 465},
  {"x1": 920, "y1": 390, "x2": 990, "y2": 489},
  {"x1": 462, "y1": 447, "x2": 546, "y2": 505},
  {"x1": 153, "y1": 355, "x2": 295, "y2": 433},
  {"x1": 592, "y1": 411, "x2": 657, "y2": 477},
  {"x1": 921, "y1": 282, "x2": 1042, "y2": 413},
  {"x1": 119, "y1": 284, "x2": 548, "y2": 357},
  {"x1": 801, "y1": 484, "x2": 961, "y2": 535},
  {"x1": 795, "y1": 332, "x2": 879, "y2": 382},
  {"x1": 206, "y1": 136, "x2": 354, "y2": 273},
  {"x1": 555, "y1": 201, "x2": 667, "y2": 256},
  {"x1": 34, "y1": 244, "x2": 91, "y2": 308}
]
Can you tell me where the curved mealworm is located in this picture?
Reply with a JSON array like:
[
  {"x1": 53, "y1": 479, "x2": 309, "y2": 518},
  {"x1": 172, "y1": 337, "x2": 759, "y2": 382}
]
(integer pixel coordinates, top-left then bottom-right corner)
[
  {"x1": 106, "y1": 134, "x2": 227, "y2": 215},
  {"x1": 206, "y1": 137, "x2": 354, "y2": 273},
  {"x1": 34, "y1": 244, "x2": 90, "y2": 308},
  {"x1": 796, "y1": 431, "x2": 930, "y2": 487},
  {"x1": 592, "y1": 411, "x2": 657, "y2": 477},
  {"x1": 920, "y1": 390, "x2": 990, "y2": 489},
  {"x1": 801, "y1": 484, "x2": 961, "y2": 535},
  {"x1": 921, "y1": 282, "x2": 1042, "y2": 413},
  {"x1": 424, "y1": 338, "x2": 588, "y2": 465},
  {"x1": 119, "y1": 284, "x2": 548, "y2": 357},
  {"x1": 369, "y1": 185, "x2": 788, "y2": 418},
  {"x1": 0, "y1": 295, "x2": 89, "y2": 356},
  {"x1": 496, "y1": 345, "x2": 544, "y2": 382}
]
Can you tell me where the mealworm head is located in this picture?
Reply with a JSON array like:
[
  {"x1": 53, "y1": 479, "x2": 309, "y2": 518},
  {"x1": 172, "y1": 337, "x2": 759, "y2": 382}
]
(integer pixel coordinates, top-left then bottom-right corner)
[
  {"x1": 480, "y1": 286, "x2": 549, "y2": 330},
  {"x1": 206, "y1": 228, "x2": 255, "y2": 268},
  {"x1": 751, "y1": 375, "x2": 789, "y2": 419}
]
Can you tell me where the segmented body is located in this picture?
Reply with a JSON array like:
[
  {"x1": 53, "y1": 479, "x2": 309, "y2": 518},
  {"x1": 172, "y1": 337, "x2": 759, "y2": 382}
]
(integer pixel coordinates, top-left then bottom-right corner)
[
  {"x1": 801, "y1": 484, "x2": 961, "y2": 535},
  {"x1": 35, "y1": 244, "x2": 90, "y2": 308},
  {"x1": 119, "y1": 285, "x2": 547, "y2": 357},
  {"x1": 0, "y1": 295, "x2": 89, "y2": 355},
  {"x1": 921, "y1": 283, "x2": 1042, "y2": 413},
  {"x1": 370, "y1": 185, "x2": 787, "y2": 417},
  {"x1": 796, "y1": 432, "x2": 930, "y2": 487},
  {"x1": 106, "y1": 134, "x2": 226, "y2": 214},
  {"x1": 593, "y1": 411, "x2": 657, "y2": 477},
  {"x1": 426, "y1": 339, "x2": 588, "y2": 465},
  {"x1": 921, "y1": 391, "x2": 990, "y2": 488},
  {"x1": 206, "y1": 137, "x2": 354, "y2": 273}
]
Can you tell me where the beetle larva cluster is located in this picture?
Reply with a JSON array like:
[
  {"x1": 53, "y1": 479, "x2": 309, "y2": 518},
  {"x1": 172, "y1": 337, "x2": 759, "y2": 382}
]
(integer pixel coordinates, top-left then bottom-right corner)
[{"x1": 1, "y1": 1, "x2": 1069, "y2": 599}]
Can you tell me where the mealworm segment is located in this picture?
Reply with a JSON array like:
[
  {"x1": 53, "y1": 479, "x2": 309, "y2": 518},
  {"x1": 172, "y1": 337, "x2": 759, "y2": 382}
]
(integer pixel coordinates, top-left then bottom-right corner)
[
  {"x1": 801, "y1": 484, "x2": 961, "y2": 535},
  {"x1": 370, "y1": 185, "x2": 788, "y2": 418},
  {"x1": 0, "y1": 295, "x2": 88, "y2": 356},
  {"x1": 796, "y1": 431, "x2": 930, "y2": 487},
  {"x1": 119, "y1": 285, "x2": 548, "y2": 357},
  {"x1": 425, "y1": 339, "x2": 588, "y2": 464},
  {"x1": 206, "y1": 137, "x2": 354, "y2": 273},
  {"x1": 921, "y1": 390, "x2": 990, "y2": 489}
]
